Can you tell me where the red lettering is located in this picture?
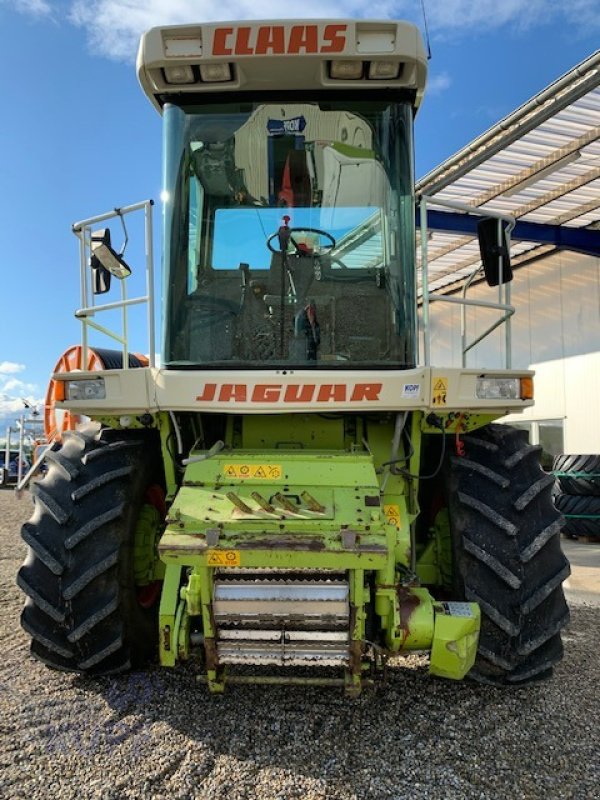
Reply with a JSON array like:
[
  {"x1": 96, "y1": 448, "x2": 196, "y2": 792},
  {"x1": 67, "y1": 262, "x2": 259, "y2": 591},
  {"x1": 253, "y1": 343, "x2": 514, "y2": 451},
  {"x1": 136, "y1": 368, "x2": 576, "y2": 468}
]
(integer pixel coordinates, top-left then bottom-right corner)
[
  {"x1": 196, "y1": 383, "x2": 216, "y2": 401},
  {"x1": 212, "y1": 27, "x2": 233, "y2": 56},
  {"x1": 214, "y1": 22, "x2": 347, "y2": 57},
  {"x1": 321, "y1": 24, "x2": 347, "y2": 53},
  {"x1": 351, "y1": 383, "x2": 382, "y2": 401},
  {"x1": 284, "y1": 384, "x2": 316, "y2": 402},
  {"x1": 317, "y1": 384, "x2": 346, "y2": 402},
  {"x1": 252, "y1": 384, "x2": 282, "y2": 402},
  {"x1": 219, "y1": 384, "x2": 247, "y2": 402},
  {"x1": 288, "y1": 25, "x2": 318, "y2": 54},
  {"x1": 235, "y1": 27, "x2": 253, "y2": 55},
  {"x1": 255, "y1": 26, "x2": 285, "y2": 55},
  {"x1": 198, "y1": 382, "x2": 382, "y2": 404}
]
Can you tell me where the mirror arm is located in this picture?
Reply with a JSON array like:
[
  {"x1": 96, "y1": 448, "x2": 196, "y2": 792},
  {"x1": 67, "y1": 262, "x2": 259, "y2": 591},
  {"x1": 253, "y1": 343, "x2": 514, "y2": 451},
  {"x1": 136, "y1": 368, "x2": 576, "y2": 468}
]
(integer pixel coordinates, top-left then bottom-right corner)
[{"x1": 115, "y1": 208, "x2": 129, "y2": 257}]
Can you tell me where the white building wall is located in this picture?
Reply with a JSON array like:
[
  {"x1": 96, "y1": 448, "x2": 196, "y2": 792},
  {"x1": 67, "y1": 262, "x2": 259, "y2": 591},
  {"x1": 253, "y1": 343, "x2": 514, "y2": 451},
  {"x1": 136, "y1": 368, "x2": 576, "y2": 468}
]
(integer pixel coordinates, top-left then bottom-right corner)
[
  {"x1": 502, "y1": 354, "x2": 600, "y2": 453},
  {"x1": 426, "y1": 250, "x2": 600, "y2": 452}
]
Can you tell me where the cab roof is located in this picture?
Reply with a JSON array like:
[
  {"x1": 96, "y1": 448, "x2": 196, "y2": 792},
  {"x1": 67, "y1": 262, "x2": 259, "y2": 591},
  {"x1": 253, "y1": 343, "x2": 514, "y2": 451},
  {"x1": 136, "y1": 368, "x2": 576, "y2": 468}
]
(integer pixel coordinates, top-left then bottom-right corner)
[{"x1": 137, "y1": 19, "x2": 428, "y2": 113}]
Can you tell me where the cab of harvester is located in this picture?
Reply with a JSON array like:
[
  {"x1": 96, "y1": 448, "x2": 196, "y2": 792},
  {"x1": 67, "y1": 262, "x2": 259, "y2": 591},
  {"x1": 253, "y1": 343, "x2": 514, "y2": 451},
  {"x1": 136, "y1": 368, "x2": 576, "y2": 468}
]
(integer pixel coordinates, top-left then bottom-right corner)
[
  {"x1": 17, "y1": 21, "x2": 569, "y2": 695},
  {"x1": 140, "y1": 20, "x2": 424, "y2": 373}
]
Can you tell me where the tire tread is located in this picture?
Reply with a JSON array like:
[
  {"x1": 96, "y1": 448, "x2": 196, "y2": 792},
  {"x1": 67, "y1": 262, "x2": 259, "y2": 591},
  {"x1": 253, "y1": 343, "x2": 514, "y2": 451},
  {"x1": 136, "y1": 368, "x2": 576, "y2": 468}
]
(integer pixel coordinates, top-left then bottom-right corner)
[
  {"x1": 448, "y1": 423, "x2": 570, "y2": 685},
  {"x1": 17, "y1": 424, "x2": 162, "y2": 675}
]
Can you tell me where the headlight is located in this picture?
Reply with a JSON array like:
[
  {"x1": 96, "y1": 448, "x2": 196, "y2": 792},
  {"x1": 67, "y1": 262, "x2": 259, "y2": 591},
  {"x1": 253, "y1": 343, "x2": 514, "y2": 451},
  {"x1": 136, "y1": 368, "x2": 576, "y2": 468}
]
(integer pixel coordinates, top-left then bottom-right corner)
[
  {"x1": 65, "y1": 378, "x2": 106, "y2": 400},
  {"x1": 199, "y1": 63, "x2": 232, "y2": 83},
  {"x1": 329, "y1": 60, "x2": 364, "y2": 79},
  {"x1": 476, "y1": 377, "x2": 533, "y2": 401},
  {"x1": 476, "y1": 377, "x2": 519, "y2": 400}
]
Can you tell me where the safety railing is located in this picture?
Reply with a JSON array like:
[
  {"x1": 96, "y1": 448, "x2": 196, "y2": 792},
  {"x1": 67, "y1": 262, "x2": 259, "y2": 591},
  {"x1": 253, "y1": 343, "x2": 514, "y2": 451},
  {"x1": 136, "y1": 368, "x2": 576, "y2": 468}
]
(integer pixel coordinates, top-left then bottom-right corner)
[
  {"x1": 71, "y1": 199, "x2": 156, "y2": 368},
  {"x1": 419, "y1": 195, "x2": 516, "y2": 368}
]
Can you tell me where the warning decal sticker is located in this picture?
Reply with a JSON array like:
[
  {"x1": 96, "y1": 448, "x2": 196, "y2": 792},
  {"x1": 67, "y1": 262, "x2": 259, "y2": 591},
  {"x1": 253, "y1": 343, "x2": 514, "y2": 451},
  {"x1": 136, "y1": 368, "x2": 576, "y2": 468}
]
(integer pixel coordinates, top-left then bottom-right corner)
[
  {"x1": 384, "y1": 504, "x2": 401, "y2": 528},
  {"x1": 207, "y1": 550, "x2": 241, "y2": 567},
  {"x1": 432, "y1": 377, "x2": 448, "y2": 406},
  {"x1": 223, "y1": 464, "x2": 282, "y2": 480}
]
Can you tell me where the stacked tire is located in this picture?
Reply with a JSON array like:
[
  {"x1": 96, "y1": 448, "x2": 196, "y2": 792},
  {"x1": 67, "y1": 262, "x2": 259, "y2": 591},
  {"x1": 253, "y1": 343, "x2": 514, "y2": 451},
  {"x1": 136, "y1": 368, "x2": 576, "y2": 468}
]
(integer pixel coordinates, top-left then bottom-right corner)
[{"x1": 553, "y1": 455, "x2": 600, "y2": 540}]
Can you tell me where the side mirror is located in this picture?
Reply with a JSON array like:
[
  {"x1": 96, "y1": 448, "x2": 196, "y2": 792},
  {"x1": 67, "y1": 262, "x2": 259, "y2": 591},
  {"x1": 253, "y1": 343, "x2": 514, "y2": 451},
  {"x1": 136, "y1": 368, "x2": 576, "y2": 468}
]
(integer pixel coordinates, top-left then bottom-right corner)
[
  {"x1": 477, "y1": 217, "x2": 513, "y2": 286},
  {"x1": 92, "y1": 261, "x2": 111, "y2": 294},
  {"x1": 90, "y1": 228, "x2": 132, "y2": 296}
]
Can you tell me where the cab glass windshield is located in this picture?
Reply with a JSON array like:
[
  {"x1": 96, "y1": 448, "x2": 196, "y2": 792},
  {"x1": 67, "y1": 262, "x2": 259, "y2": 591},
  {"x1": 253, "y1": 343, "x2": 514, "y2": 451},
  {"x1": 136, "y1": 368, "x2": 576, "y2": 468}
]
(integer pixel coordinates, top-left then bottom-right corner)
[{"x1": 162, "y1": 98, "x2": 416, "y2": 369}]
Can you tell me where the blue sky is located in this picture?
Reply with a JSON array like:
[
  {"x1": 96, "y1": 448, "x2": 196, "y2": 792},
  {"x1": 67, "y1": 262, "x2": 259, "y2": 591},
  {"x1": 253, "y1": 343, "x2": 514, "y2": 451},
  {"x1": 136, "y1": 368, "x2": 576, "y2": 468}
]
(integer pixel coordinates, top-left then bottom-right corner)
[{"x1": 0, "y1": 0, "x2": 598, "y2": 427}]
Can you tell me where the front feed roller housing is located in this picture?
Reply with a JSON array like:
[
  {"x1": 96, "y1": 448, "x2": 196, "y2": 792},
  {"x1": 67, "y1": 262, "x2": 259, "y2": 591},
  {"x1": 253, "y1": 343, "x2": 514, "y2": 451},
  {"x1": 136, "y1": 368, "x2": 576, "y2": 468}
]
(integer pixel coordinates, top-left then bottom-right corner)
[{"x1": 157, "y1": 425, "x2": 481, "y2": 694}]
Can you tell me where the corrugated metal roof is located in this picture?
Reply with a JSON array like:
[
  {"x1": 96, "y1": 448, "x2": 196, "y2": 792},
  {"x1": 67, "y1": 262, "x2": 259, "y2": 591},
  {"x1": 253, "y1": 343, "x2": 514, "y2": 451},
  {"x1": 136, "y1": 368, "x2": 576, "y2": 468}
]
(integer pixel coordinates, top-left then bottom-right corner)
[
  {"x1": 416, "y1": 50, "x2": 600, "y2": 294},
  {"x1": 330, "y1": 211, "x2": 382, "y2": 269}
]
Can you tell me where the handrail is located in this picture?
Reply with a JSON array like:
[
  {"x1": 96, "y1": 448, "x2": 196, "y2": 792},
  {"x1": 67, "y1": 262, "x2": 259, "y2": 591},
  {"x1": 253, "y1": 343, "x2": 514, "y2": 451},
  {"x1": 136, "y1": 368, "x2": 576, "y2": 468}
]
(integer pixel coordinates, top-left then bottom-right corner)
[
  {"x1": 419, "y1": 195, "x2": 516, "y2": 368},
  {"x1": 71, "y1": 200, "x2": 156, "y2": 368}
]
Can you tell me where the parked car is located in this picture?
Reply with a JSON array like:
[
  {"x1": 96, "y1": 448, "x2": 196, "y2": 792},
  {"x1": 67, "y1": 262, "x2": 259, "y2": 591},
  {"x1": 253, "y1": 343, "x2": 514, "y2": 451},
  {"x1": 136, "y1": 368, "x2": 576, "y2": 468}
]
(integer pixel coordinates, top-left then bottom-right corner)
[{"x1": 0, "y1": 450, "x2": 31, "y2": 486}]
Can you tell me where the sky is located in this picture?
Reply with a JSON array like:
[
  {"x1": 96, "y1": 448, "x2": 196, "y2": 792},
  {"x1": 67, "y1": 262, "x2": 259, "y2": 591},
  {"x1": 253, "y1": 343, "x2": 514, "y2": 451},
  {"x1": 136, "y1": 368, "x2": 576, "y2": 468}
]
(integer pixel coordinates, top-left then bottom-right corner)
[{"x1": 0, "y1": 0, "x2": 598, "y2": 432}]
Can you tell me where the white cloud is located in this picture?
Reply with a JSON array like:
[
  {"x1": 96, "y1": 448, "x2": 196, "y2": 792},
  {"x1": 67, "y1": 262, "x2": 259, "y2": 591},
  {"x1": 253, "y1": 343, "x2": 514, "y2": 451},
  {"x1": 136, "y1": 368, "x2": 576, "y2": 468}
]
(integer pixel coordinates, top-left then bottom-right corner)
[
  {"x1": 426, "y1": 0, "x2": 600, "y2": 33},
  {"x1": 7, "y1": 0, "x2": 600, "y2": 61},
  {"x1": 423, "y1": 0, "x2": 542, "y2": 32},
  {"x1": 427, "y1": 71, "x2": 451, "y2": 95},
  {"x1": 0, "y1": 395, "x2": 31, "y2": 419},
  {"x1": 68, "y1": 0, "x2": 388, "y2": 61},
  {"x1": 1, "y1": 378, "x2": 39, "y2": 395},
  {"x1": 75, "y1": 0, "x2": 600, "y2": 61},
  {"x1": 0, "y1": 362, "x2": 25, "y2": 375},
  {"x1": 11, "y1": 0, "x2": 52, "y2": 16},
  {"x1": 0, "y1": 364, "x2": 43, "y2": 423}
]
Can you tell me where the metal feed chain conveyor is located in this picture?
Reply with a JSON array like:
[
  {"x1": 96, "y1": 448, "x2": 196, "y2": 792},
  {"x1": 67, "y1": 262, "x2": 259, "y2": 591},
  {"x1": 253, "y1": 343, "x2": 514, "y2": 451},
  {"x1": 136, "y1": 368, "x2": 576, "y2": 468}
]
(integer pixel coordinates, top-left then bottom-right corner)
[{"x1": 213, "y1": 570, "x2": 351, "y2": 667}]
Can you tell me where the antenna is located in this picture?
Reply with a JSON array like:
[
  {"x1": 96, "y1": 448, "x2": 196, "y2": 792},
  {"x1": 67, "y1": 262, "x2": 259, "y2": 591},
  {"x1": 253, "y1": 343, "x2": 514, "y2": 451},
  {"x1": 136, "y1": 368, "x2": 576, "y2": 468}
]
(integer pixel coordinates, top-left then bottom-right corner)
[{"x1": 420, "y1": 0, "x2": 432, "y2": 60}]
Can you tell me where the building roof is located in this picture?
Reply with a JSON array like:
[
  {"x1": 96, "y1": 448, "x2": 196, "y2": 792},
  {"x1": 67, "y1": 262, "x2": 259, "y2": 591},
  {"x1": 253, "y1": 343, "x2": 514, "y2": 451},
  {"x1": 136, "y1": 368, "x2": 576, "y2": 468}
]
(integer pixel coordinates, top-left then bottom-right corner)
[{"x1": 415, "y1": 50, "x2": 600, "y2": 294}]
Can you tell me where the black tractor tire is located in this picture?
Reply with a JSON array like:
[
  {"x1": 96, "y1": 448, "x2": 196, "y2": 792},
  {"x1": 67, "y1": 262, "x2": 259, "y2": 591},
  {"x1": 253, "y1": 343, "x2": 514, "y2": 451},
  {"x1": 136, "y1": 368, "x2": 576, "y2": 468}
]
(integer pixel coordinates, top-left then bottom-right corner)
[
  {"x1": 446, "y1": 423, "x2": 570, "y2": 685},
  {"x1": 554, "y1": 494, "x2": 600, "y2": 539},
  {"x1": 17, "y1": 424, "x2": 163, "y2": 674},
  {"x1": 553, "y1": 454, "x2": 600, "y2": 497},
  {"x1": 562, "y1": 517, "x2": 600, "y2": 539}
]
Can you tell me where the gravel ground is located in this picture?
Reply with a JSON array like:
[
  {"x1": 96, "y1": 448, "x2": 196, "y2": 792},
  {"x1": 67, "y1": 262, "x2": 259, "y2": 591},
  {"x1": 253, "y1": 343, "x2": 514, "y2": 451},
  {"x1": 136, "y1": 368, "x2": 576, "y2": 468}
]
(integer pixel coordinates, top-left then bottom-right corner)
[{"x1": 1, "y1": 489, "x2": 599, "y2": 800}]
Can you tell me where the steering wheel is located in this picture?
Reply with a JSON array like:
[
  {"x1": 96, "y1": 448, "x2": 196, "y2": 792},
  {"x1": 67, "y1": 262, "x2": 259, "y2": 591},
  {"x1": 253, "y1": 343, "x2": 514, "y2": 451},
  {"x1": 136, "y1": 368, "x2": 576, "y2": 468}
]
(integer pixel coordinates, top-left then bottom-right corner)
[{"x1": 266, "y1": 227, "x2": 336, "y2": 255}]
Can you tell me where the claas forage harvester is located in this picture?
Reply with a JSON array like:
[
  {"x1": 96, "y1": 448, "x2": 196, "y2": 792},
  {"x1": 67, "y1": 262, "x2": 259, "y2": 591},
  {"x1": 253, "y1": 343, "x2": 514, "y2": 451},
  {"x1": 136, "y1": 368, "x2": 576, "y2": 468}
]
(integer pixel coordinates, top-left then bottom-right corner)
[{"x1": 17, "y1": 19, "x2": 569, "y2": 695}]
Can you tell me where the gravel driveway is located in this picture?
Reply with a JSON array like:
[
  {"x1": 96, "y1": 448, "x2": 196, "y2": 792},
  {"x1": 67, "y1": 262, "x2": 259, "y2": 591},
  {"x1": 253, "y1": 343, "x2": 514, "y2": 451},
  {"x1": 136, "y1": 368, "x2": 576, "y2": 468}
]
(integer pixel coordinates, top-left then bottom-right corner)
[{"x1": 1, "y1": 489, "x2": 598, "y2": 800}]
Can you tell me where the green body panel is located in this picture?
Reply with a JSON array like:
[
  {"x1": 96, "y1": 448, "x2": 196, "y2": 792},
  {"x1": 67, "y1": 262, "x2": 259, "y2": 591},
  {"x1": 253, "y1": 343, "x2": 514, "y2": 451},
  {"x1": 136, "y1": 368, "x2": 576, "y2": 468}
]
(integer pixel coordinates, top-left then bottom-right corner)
[
  {"x1": 420, "y1": 412, "x2": 498, "y2": 435},
  {"x1": 414, "y1": 541, "x2": 439, "y2": 585},
  {"x1": 133, "y1": 503, "x2": 166, "y2": 584},
  {"x1": 162, "y1": 449, "x2": 395, "y2": 575},
  {"x1": 160, "y1": 533, "x2": 390, "y2": 570},
  {"x1": 241, "y1": 414, "x2": 347, "y2": 450},
  {"x1": 158, "y1": 564, "x2": 183, "y2": 667},
  {"x1": 415, "y1": 509, "x2": 452, "y2": 589},
  {"x1": 386, "y1": 587, "x2": 434, "y2": 651},
  {"x1": 157, "y1": 411, "x2": 179, "y2": 502},
  {"x1": 430, "y1": 603, "x2": 480, "y2": 679}
]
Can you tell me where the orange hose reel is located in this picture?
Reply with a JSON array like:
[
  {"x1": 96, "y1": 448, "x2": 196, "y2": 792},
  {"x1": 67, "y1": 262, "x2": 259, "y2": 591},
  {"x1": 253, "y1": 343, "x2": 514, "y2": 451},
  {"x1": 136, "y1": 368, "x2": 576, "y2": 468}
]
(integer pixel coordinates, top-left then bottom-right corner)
[{"x1": 44, "y1": 345, "x2": 149, "y2": 442}]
